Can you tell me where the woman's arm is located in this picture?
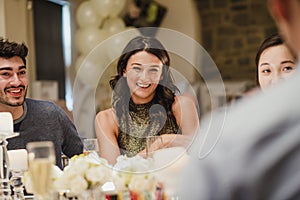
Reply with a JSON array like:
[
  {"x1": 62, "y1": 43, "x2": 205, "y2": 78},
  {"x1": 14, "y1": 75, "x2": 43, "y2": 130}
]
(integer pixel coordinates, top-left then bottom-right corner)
[
  {"x1": 95, "y1": 108, "x2": 120, "y2": 165},
  {"x1": 161, "y1": 95, "x2": 200, "y2": 148},
  {"x1": 144, "y1": 95, "x2": 200, "y2": 152},
  {"x1": 174, "y1": 95, "x2": 200, "y2": 136}
]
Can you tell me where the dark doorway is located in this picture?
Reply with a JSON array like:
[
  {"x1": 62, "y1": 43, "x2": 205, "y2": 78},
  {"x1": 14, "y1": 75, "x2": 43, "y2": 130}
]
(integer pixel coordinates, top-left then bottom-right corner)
[{"x1": 33, "y1": 0, "x2": 65, "y2": 99}]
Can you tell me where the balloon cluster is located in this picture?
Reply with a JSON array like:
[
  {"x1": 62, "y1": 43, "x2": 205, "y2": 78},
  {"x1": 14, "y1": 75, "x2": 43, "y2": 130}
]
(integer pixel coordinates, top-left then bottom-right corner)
[{"x1": 74, "y1": 0, "x2": 140, "y2": 86}]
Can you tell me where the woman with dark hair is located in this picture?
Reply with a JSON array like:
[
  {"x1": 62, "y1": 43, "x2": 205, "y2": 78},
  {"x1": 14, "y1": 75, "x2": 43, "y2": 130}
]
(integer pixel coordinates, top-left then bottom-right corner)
[
  {"x1": 256, "y1": 33, "x2": 297, "y2": 91},
  {"x1": 95, "y1": 36, "x2": 199, "y2": 164}
]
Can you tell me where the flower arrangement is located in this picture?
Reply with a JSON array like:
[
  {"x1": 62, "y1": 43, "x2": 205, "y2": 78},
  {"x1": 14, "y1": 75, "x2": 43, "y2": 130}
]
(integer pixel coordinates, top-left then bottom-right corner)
[
  {"x1": 23, "y1": 164, "x2": 63, "y2": 194},
  {"x1": 113, "y1": 155, "x2": 158, "y2": 193},
  {"x1": 24, "y1": 152, "x2": 161, "y2": 199},
  {"x1": 53, "y1": 152, "x2": 112, "y2": 196}
]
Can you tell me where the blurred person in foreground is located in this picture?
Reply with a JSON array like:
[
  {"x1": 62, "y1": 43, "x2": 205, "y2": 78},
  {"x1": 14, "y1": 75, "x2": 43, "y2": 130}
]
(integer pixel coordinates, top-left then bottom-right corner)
[
  {"x1": 0, "y1": 38, "x2": 83, "y2": 169},
  {"x1": 180, "y1": 0, "x2": 300, "y2": 199}
]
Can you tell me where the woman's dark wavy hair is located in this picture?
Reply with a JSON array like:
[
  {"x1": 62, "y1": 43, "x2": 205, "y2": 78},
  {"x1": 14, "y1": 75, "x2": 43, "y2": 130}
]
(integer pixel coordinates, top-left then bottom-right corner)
[
  {"x1": 255, "y1": 33, "x2": 297, "y2": 85},
  {"x1": 0, "y1": 38, "x2": 28, "y2": 65},
  {"x1": 109, "y1": 36, "x2": 179, "y2": 123}
]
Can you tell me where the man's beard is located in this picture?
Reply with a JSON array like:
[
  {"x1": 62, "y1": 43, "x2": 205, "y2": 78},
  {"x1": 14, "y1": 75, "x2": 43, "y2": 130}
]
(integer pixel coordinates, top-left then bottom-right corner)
[{"x1": 0, "y1": 87, "x2": 27, "y2": 107}]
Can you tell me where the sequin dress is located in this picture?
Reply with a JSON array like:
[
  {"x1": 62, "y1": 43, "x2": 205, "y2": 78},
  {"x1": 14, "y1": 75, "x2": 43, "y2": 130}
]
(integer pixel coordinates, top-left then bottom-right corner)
[{"x1": 117, "y1": 100, "x2": 182, "y2": 157}]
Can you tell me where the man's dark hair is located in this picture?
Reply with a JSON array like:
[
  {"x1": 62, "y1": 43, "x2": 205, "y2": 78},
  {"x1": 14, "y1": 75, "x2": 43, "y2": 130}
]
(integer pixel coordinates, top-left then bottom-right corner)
[{"x1": 0, "y1": 38, "x2": 28, "y2": 65}]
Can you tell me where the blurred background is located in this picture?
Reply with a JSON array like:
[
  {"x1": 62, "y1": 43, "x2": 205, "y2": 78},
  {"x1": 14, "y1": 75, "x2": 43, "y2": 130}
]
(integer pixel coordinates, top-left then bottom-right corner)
[{"x1": 0, "y1": 0, "x2": 277, "y2": 137}]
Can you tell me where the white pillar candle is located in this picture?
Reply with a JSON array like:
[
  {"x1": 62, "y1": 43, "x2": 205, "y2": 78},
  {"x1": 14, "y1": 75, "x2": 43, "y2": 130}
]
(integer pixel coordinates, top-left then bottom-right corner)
[
  {"x1": 0, "y1": 112, "x2": 13, "y2": 134},
  {"x1": 7, "y1": 149, "x2": 28, "y2": 171}
]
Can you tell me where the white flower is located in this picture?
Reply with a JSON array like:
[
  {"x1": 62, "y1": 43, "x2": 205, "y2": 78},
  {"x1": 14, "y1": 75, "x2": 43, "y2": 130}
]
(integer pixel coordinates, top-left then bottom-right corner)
[
  {"x1": 85, "y1": 165, "x2": 111, "y2": 185},
  {"x1": 110, "y1": 172, "x2": 127, "y2": 191},
  {"x1": 68, "y1": 174, "x2": 88, "y2": 195},
  {"x1": 113, "y1": 155, "x2": 158, "y2": 194},
  {"x1": 24, "y1": 165, "x2": 63, "y2": 194},
  {"x1": 129, "y1": 174, "x2": 157, "y2": 192},
  {"x1": 114, "y1": 155, "x2": 153, "y2": 173},
  {"x1": 53, "y1": 152, "x2": 113, "y2": 195},
  {"x1": 52, "y1": 165, "x2": 63, "y2": 178},
  {"x1": 23, "y1": 171, "x2": 34, "y2": 194}
]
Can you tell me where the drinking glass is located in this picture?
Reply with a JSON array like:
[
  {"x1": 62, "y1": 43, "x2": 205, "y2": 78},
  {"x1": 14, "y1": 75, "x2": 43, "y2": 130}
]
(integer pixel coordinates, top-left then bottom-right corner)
[
  {"x1": 26, "y1": 141, "x2": 55, "y2": 200},
  {"x1": 145, "y1": 135, "x2": 163, "y2": 159},
  {"x1": 83, "y1": 138, "x2": 99, "y2": 155}
]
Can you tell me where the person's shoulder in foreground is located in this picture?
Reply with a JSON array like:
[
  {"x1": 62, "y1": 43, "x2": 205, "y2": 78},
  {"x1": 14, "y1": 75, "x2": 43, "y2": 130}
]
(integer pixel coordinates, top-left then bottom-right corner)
[
  {"x1": 180, "y1": 69, "x2": 300, "y2": 199},
  {"x1": 179, "y1": 0, "x2": 300, "y2": 199}
]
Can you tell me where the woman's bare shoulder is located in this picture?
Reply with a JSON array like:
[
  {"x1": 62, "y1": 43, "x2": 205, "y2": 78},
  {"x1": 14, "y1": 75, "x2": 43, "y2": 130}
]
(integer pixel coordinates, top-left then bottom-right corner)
[
  {"x1": 97, "y1": 108, "x2": 114, "y2": 117},
  {"x1": 173, "y1": 95, "x2": 196, "y2": 109},
  {"x1": 96, "y1": 108, "x2": 117, "y2": 125}
]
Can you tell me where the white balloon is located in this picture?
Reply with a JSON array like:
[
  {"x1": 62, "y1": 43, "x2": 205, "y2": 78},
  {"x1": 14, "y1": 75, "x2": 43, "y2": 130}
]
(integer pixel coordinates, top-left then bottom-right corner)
[
  {"x1": 76, "y1": 1, "x2": 103, "y2": 28},
  {"x1": 74, "y1": 54, "x2": 85, "y2": 72},
  {"x1": 91, "y1": 0, "x2": 114, "y2": 18},
  {"x1": 109, "y1": 0, "x2": 127, "y2": 17},
  {"x1": 105, "y1": 27, "x2": 141, "y2": 61},
  {"x1": 75, "y1": 53, "x2": 108, "y2": 87},
  {"x1": 124, "y1": 26, "x2": 141, "y2": 41},
  {"x1": 74, "y1": 27, "x2": 107, "y2": 55},
  {"x1": 103, "y1": 17, "x2": 126, "y2": 35}
]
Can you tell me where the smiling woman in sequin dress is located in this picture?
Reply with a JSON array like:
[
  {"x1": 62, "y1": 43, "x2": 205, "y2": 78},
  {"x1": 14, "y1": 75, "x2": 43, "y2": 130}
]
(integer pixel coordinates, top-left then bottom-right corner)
[{"x1": 95, "y1": 36, "x2": 199, "y2": 165}]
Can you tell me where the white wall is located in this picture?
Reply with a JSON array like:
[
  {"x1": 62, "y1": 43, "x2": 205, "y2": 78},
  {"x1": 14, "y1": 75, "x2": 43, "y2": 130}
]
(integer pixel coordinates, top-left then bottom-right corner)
[
  {"x1": 156, "y1": 0, "x2": 202, "y2": 92},
  {"x1": 3, "y1": 0, "x2": 28, "y2": 43},
  {"x1": 1, "y1": 0, "x2": 36, "y2": 96},
  {"x1": 0, "y1": 0, "x2": 5, "y2": 36},
  {"x1": 156, "y1": 0, "x2": 201, "y2": 42}
]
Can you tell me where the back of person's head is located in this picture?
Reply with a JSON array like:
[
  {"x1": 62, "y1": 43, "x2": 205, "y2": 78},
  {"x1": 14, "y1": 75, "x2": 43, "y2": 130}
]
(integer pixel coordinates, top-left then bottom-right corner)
[
  {"x1": 268, "y1": 0, "x2": 300, "y2": 55},
  {"x1": 0, "y1": 38, "x2": 28, "y2": 65}
]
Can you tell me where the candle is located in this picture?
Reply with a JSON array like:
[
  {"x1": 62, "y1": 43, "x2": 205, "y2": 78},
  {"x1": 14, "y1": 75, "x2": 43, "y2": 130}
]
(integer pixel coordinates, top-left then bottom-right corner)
[
  {"x1": 0, "y1": 112, "x2": 13, "y2": 134},
  {"x1": 7, "y1": 149, "x2": 28, "y2": 171}
]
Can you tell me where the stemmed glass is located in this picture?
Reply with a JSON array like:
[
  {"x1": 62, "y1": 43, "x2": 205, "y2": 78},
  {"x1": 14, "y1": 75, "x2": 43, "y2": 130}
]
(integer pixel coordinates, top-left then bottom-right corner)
[
  {"x1": 145, "y1": 135, "x2": 163, "y2": 159},
  {"x1": 83, "y1": 138, "x2": 99, "y2": 155},
  {"x1": 26, "y1": 141, "x2": 55, "y2": 200}
]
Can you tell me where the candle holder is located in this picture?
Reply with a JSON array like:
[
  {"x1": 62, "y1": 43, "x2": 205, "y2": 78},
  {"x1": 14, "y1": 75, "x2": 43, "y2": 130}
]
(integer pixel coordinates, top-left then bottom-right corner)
[
  {"x1": 0, "y1": 139, "x2": 11, "y2": 199},
  {"x1": 0, "y1": 135, "x2": 18, "y2": 200},
  {"x1": 0, "y1": 112, "x2": 20, "y2": 200},
  {"x1": 8, "y1": 149, "x2": 28, "y2": 200},
  {"x1": 10, "y1": 170, "x2": 24, "y2": 200}
]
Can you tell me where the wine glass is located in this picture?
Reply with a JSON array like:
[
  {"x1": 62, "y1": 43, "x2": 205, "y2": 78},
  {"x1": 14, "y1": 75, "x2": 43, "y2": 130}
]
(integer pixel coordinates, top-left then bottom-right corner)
[
  {"x1": 145, "y1": 135, "x2": 163, "y2": 159},
  {"x1": 83, "y1": 138, "x2": 99, "y2": 155},
  {"x1": 26, "y1": 141, "x2": 55, "y2": 200}
]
